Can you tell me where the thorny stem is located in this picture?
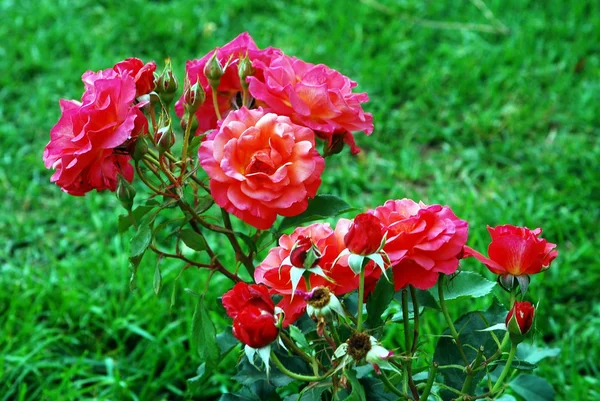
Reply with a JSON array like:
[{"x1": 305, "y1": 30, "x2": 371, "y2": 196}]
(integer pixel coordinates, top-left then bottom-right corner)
[
  {"x1": 460, "y1": 345, "x2": 485, "y2": 396},
  {"x1": 180, "y1": 112, "x2": 194, "y2": 177},
  {"x1": 356, "y1": 267, "x2": 366, "y2": 332},
  {"x1": 401, "y1": 289, "x2": 419, "y2": 400},
  {"x1": 410, "y1": 285, "x2": 420, "y2": 354},
  {"x1": 438, "y1": 274, "x2": 470, "y2": 365},
  {"x1": 279, "y1": 333, "x2": 323, "y2": 372},
  {"x1": 491, "y1": 343, "x2": 517, "y2": 394},
  {"x1": 270, "y1": 352, "x2": 330, "y2": 382},
  {"x1": 420, "y1": 362, "x2": 438, "y2": 401},
  {"x1": 379, "y1": 371, "x2": 409, "y2": 399},
  {"x1": 221, "y1": 208, "x2": 255, "y2": 277},
  {"x1": 211, "y1": 86, "x2": 222, "y2": 120}
]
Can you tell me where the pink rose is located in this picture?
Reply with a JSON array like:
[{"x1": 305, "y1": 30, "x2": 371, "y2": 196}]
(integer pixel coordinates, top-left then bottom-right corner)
[
  {"x1": 44, "y1": 69, "x2": 147, "y2": 195},
  {"x1": 198, "y1": 107, "x2": 325, "y2": 229},
  {"x1": 248, "y1": 54, "x2": 373, "y2": 154},
  {"x1": 370, "y1": 199, "x2": 468, "y2": 290},
  {"x1": 175, "y1": 32, "x2": 282, "y2": 134},
  {"x1": 113, "y1": 58, "x2": 157, "y2": 97}
]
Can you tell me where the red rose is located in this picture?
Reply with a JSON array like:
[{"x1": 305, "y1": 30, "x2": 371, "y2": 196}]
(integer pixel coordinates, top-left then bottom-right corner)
[
  {"x1": 175, "y1": 32, "x2": 282, "y2": 134},
  {"x1": 289, "y1": 236, "x2": 321, "y2": 268},
  {"x1": 370, "y1": 199, "x2": 468, "y2": 290},
  {"x1": 198, "y1": 107, "x2": 325, "y2": 230},
  {"x1": 506, "y1": 301, "x2": 535, "y2": 339},
  {"x1": 221, "y1": 283, "x2": 275, "y2": 319},
  {"x1": 344, "y1": 213, "x2": 384, "y2": 255},
  {"x1": 113, "y1": 58, "x2": 157, "y2": 97},
  {"x1": 248, "y1": 54, "x2": 373, "y2": 154},
  {"x1": 233, "y1": 306, "x2": 279, "y2": 348},
  {"x1": 464, "y1": 225, "x2": 557, "y2": 277},
  {"x1": 44, "y1": 69, "x2": 147, "y2": 195}
]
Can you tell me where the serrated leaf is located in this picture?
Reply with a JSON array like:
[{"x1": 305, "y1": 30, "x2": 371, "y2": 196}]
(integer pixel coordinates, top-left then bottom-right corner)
[
  {"x1": 432, "y1": 271, "x2": 496, "y2": 301},
  {"x1": 180, "y1": 228, "x2": 208, "y2": 251},
  {"x1": 130, "y1": 223, "x2": 152, "y2": 258},
  {"x1": 289, "y1": 325, "x2": 310, "y2": 350},
  {"x1": 299, "y1": 382, "x2": 330, "y2": 401},
  {"x1": 279, "y1": 195, "x2": 354, "y2": 231},
  {"x1": 191, "y1": 297, "x2": 219, "y2": 369},
  {"x1": 509, "y1": 374, "x2": 555, "y2": 401},
  {"x1": 366, "y1": 272, "x2": 395, "y2": 329}
]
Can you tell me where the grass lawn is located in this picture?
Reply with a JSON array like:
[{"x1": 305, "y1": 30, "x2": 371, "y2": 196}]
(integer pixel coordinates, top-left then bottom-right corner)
[{"x1": 1, "y1": 0, "x2": 599, "y2": 400}]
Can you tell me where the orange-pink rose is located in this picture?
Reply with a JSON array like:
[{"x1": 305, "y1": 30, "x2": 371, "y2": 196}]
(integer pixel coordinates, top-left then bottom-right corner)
[
  {"x1": 198, "y1": 107, "x2": 325, "y2": 229},
  {"x1": 248, "y1": 54, "x2": 373, "y2": 154}
]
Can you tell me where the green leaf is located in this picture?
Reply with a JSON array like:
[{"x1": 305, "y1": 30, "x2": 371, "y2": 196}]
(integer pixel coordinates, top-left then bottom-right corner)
[
  {"x1": 236, "y1": 231, "x2": 258, "y2": 254},
  {"x1": 153, "y1": 261, "x2": 162, "y2": 295},
  {"x1": 289, "y1": 325, "x2": 311, "y2": 350},
  {"x1": 432, "y1": 271, "x2": 496, "y2": 301},
  {"x1": 216, "y1": 330, "x2": 239, "y2": 355},
  {"x1": 191, "y1": 296, "x2": 219, "y2": 369},
  {"x1": 118, "y1": 205, "x2": 154, "y2": 233},
  {"x1": 180, "y1": 228, "x2": 208, "y2": 251},
  {"x1": 128, "y1": 254, "x2": 143, "y2": 292},
  {"x1": 496, "y1": 396, "x2": 517, "y2": 401},
  {"x1": 278, "y1": 195, "x2": 354, "y2": 231},
  {"x1": 509, "y1": 374, "x2": 555, "y2": 401},
  {"x1": 299, "y1": 382, "x2": 330, "y2": 400},
  {"x1": 516, "y1": 344, "x2": 560, "y2": 364},
  {"x1": 366, "y1": 272, "x2": 395, "y2": 329},
  {"x1": 343, "y1": 369, "x2": 366, "y2": 401},
  {"x1": 361, "y1": 377, "x2": 398, "y2": 401},
  {"x1": 130, "y1": 223, "x2": 152, "y2": 258},
  {"x1": 489, "y1": 358, "x2": 538, "y2": 371}
]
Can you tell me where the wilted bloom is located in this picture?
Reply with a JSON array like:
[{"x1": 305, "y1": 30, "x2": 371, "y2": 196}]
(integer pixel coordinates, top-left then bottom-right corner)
[
  {"x1": 222, "y1": 283, "x2": 279, "y2": 349},
  {"x1": 506, "y1": 301, "x2": 535, "y2": 343},
  {"x1": 366, "y1": 342, "x2": 395, "y2": 375},
  {"x1": 464, "y1": 225, "x2": 557, "y2": 278},
  {"x1": 198, "y1": 107, "x2": 325, "y2": 230},
  {"x1": 370, "y1": 199, "x2": 468, "y2": 290},
  {"x1": 344, "y1": 213, "x2": 384, "y2": 256},
  {"x1": 113, "y1": 58, "x2": 157, "y2": 97},
  {"x1": 43, "y1": 69, "x2": 147, "y2": 195},
  {"x1": 175, "y1": 32, "x2": 282, "y2": 134},
  {"x1": 334, "y1": 334, "x2": 399, "y2": 374},
  {"x1": 248, "y1": 54, "x2": 373, "y2": 154}
]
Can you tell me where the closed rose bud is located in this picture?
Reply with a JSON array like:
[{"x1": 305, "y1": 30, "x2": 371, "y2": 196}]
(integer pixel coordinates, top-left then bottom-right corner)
[
  {"x1": 156, "y1": 123, "x2": 175, "y2": 154},
  {"x1": 156, "y1": 59, "x2": 178, "y2": 105},
  {"x1": 232, "y1": 306, "x2": 279, "y2": 348},
  {"x1": 116, "y1": 174, "x2": 136, "y2": 211},
  {"x1": 506, "y1": 301, "x2": 535, "y2": 343},
  {"x1": 344, "y1": 213, "x2": 384, "y2": 256},
  {"x1": 290, "y1": 236, "x2": 321, "y2": 268},
  {"x1": 204, "y1": 51, "x2": 224, "y2": 89},
  {"x1": 131, "y1": 136, "x2": 149, "y2": 161},
  {"x1": 183, "y1": 76, "x2": 206, "y2": 114},
  {"x1": 238, "y1": 56, "x2": 254, "y2": 89}
]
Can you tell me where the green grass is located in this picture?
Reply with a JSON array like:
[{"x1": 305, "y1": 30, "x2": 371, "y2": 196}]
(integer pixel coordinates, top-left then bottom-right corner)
[{"x1": 1, "y1": 0, "x2": 599, "y2": 400}]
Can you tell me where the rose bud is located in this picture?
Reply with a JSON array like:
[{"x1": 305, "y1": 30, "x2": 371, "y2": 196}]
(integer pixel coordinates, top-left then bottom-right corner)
[
  {"x1": 238, "y1": 55, "x2": 255, "y2": 89},
  {"x1": 344, "y1": 213, "x2": 384, "y2": 256},
  {"x1": 290, "y1": 236, "x2": 321, "y2": 269},
  {"x1": 222, "y1": 283, "x2": 275, "y2": 319},
  {"x1": 204, "y1": 51, "x2": 224, "y2": 89},
  {"x1": 116, "y1": 174, "x2": 136, "y2": 211},
  {"x1": 131, "y1": 136, "x2": 149, "y2": 161},
  {"x1": 156, "y1": 122, "x2": 176, "y2": 154},
  {"x1": 506, "y1": 301, "x2": 535, "y2": 343},
  {"x1": 156, "y1": 58, "x2": 178, "y2": 105},
  {"x1": 232, "y1": 306, "x2": 279, "y2": 349},
  {"x1": 183, "y1": 76, "x2": 206, "y2": 115}
]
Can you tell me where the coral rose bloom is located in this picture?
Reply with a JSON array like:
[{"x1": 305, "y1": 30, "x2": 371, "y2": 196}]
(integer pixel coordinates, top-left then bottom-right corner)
[
  {"x1": 175, "y1": 32, "x2": 281, "y2": 134},
  {"x1": 371, "y1": 199, "x2": 468, "y2": 290},
  {"x1": 255, "y1": 221, "x2": 382, "y2": 298},
  {"x1": 464, "y1": 225, "x2": 557, "y2": 276},
  {"x1": 44, "y1": 70, "x2": 146, "y2": 195},
  {"x1": 248, "y1": 54, "x2": 373, "y2": 154},
  {"x1": 199, "y1": 107, "x2": 325, "y2": 230}
]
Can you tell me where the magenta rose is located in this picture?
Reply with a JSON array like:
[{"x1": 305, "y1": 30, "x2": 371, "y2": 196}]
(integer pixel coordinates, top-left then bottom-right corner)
[
  {"x1": 44, "y1": 69, "x2": 147, "y2": 195},
  {"x1": 113, "y1": 58, "x2": 157, "y2": 97},
  {"x1": 198, "y1": 107, "x2": 325, "y2": 230},
  {"x1": 248, "y1": 54, "x2": 373, "y2": 154},
  {"x1": 175, "y1": 32, "x2": 282, "y2": 134},
  {"x1": 370, "y1": 199, "x2": 468, "y2": 290}
]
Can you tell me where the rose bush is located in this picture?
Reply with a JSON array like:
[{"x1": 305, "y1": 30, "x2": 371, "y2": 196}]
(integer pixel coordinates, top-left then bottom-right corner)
[{"x1": 44, "y1": 32, "x2": 559, "y2": 401}]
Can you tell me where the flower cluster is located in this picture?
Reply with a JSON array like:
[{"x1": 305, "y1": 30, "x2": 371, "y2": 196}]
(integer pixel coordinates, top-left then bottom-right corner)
[{"x1": 43, "y1": 58, "x2": 155, "y2": 195}]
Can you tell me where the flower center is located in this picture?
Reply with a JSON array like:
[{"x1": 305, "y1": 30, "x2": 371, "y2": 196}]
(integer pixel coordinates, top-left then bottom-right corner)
[
  {"x1": 347, "y1": 332, "x2": 372, "y2": 361},
  {"x1": 307, "y1": 287, "x2": 331, "y2": 309},
  {"x1": 246, "y1": 152, "x2": 275, "y2": 175}
]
